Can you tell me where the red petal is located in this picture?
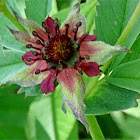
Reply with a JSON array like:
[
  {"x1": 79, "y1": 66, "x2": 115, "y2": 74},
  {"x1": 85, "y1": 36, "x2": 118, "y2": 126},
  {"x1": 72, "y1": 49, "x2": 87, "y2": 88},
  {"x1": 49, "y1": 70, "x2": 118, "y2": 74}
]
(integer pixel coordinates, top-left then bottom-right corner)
[
  {"x1": 45, "y1": 17, "x2": 56, "y2": 35},
  {"x1": 57, "y1": 68, "x2": 78, "y2": 94},
  {"x1": 80, "y1": 62, "x2": 100, "y2": 77},
  {"x1": 81, "y1": 35, "x2": 97, "y2": 42},
  {"x1": 80, "y1": 42, "x2": 99, "y2": 58},
  {"x1": 22, "y1": 51, "x2": 40, "y2": 65},
  {"x1": 40, "y1": 72, "x2": 56, "y2": 94}
]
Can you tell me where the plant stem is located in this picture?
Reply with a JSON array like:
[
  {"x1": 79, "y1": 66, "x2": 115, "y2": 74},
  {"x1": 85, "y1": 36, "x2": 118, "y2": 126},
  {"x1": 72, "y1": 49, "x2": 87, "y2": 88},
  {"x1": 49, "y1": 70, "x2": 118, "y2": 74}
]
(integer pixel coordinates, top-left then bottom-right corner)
[{"x1": 86, "y1": 115, "x2": 105, "y2": 140}]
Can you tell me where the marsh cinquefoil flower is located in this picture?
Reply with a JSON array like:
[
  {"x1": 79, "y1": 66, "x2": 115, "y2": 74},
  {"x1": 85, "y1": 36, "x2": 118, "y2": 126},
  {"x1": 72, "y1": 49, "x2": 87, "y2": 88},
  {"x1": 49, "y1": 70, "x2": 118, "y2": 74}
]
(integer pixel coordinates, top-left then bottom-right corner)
[{"x1": 8, "y1": 4, "x2": 128, "y2": 130}]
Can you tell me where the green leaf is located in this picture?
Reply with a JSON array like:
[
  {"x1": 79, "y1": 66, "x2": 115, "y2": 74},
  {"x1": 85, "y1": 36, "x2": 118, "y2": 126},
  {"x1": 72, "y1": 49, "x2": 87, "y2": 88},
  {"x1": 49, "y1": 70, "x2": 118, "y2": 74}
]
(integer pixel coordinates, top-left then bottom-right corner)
[
  {"x1": 123, "y1": 100, "x2": 140, "y2": 119},
  {"x1": 16, "y1": 0, "x2": 26, "y2": 18},
  {"x1": 106, "y1": 59, "x2": 140, "y2": 92},
  {"x1": 6, "y1": 0, "x2": 22, "y2": 17},
  {"x1": 17, "y1": 84, "x2": 44, "y2": 97},
  {"x1": 0, "y1": 0, "x2": 25, "y2": 30},
  {"x1": 0, "y1": 13, "x2": 27, "y2": 52},
  {"x1": 111, "y1": 108, "x2": 140, "y2": 139},
  {"x1": 0, "y1": 50, "x2": 27, "y2": 85},
  {"x1": 0, "y1": 84, "x2": 35, "y2": 139},
  {"x1": 26, "y1": 85, "x2": 77, "y2": 140},
  {"x1": 85, "y1": 80, "x2": 139, "y2": 115},
  {"x1": 121, "y1": 36, "x2": 140, "y2": 64},
  {"x1": 95, "y1": 0, "x2": 140, "y2": 69},
  {"x1": 56, "y1": 0, "x2": 75, "y2": 11},
  {"x1": 25, "y1": 0, "x2": 52, "y2": 25}
]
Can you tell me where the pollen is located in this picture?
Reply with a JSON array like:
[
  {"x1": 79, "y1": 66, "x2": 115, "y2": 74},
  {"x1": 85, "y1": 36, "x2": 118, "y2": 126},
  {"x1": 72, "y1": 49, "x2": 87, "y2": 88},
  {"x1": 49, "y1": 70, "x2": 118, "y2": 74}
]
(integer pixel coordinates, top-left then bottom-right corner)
[{"x1": 45, "y1": 34, "x2": 74, "y2": 64}]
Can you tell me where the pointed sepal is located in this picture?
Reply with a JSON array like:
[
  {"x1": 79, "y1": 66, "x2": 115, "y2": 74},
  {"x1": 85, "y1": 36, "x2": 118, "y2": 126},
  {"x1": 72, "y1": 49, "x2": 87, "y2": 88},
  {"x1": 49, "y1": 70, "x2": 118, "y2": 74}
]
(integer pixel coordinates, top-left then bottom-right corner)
[
  {"x1": 60, "y1": 3, "x2": 86, "y2": 38},
  {"x1": 57, "y1": 68, "x2": 88, "y2": 130},
  {"x1": 7, "y1": 60, "x2": 49, "y2": 87},
  {"x1": 10, "y1": 7, "x2": 48, "y2": 42},
  {"x1": 80, "y1": 41, "x2": 129, "y2": 65}
]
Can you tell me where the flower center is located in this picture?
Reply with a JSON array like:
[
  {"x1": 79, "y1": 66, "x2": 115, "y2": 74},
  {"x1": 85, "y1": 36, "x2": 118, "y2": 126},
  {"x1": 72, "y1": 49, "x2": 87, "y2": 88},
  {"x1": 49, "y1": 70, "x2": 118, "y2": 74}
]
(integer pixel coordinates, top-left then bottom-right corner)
[{"x1": 45, "y1": 34, "x2": 74, "y2": 64}]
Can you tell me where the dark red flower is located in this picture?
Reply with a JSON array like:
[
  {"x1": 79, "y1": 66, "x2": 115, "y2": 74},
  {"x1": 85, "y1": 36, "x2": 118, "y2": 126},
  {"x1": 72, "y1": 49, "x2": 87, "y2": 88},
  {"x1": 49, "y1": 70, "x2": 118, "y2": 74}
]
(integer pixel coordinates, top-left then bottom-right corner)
[{"x1": 8, "y1": 3, "x2": 128, "y2": 131}]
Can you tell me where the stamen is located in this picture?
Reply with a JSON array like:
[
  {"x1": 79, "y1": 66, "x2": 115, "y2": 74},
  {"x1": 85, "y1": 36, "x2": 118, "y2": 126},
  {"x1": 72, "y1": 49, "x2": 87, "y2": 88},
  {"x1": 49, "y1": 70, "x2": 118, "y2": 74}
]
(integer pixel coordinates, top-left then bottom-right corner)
[
  {"x1": 73, "y1": 28, "x2": 78, "y2": 41},
  {"x1": 77, "y1": 69, "x2": 83, "y2": 75},
  {"x1": 85, "y1": 55, "x2": 90, "y2": 60},
  {"x1": 35, "y1": 67, "x2": 51, "y2": 75},
  {"x1": 83, "y1": 33, "x2": 89, "y2": 38},
  {"x1": 36, "y1": 40, "x2": 45, "y2": 46},
  {"x1": 25, "y1": 57, "x2": 32, "y2": 62},
  {"x1": 54, "y1": 18, "x2": 58, "y2": 24},
  {"x1": 65, "y1": 24, "x2": 69, "y2": 35},
  {"x1": 26, "y1": 43, "x2": 41, "y2": 50},
  {"x1": 53, "y1": 18, "x2": 60, "y2": 34},
  {"x1": 32, "y1": 51, "x2": 40, "y2": 56},
  {"x1": 32, "y1": 31, "x2": 38, "y2": 37},
  {"x1": 53, "y1": 23, "x2": 58, "y2": 34},
  {"x1": 76, "y1": 22, "x2": 82, "y2": 28},
  {"x1": 80, "y1": 32, "x2": 89, "y2": 44},
  {"x1": 46, "y1": 29, "x2": 50, "y2": 39},
  {"x1": 42, "y1": 22, "x2": 47, "y2": 28},
  {"x1": 32, "y1": 31, "x2": 44, "y2": 42},
  {"x1": 26, "y1": 44, "x2": 32, "y2": 48},
  {"x1": 73, "y1": 28, "x2": 77, "y2": 33},
  {"x1": 35, "y1": 69, "x2": 41, "y2": 74}
]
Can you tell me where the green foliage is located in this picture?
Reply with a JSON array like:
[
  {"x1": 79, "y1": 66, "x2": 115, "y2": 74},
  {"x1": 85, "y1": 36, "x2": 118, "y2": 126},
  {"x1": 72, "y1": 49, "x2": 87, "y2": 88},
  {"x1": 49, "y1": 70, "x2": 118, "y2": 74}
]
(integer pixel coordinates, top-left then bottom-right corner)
[
  {"x1": 0, "y1": 84, "x2": 35, "y2": 139},
  {"x1": 26, "y1": 85, "x2": 78, "y2": 140},
  {"x1": 25, "y1": 0, "x2": 52, "y2": 25},
  {"x1": 0, "y1": 50, "x2": 27, "y2": 85},
  {"x1": 85, "y1": 80, "x2": 139, "y2": 115},
  {"x1": 0, "y1": 13, "x2": 27, "y2": 52},
  {"x1": 106, "y1": 59, "x2": 140, "y2": 92}
]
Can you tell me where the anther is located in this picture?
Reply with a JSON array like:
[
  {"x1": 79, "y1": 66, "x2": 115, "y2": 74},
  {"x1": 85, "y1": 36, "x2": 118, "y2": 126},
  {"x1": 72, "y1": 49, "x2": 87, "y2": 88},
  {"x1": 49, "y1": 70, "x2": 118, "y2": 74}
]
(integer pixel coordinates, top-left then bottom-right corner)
[
  {"x1": 25, "y1": 57, "x2": 32, "y2": 62},
  {"x1": 35, "y1": 69, "x2": 41, "y2": 74},
  {"x1": 32, "y1": 51, "x2": 38, "y2": 56},
  {"x1": 53, "y1": 23, "x2": 58, "y2": 34},
  {"x1": 54, "y1": 18, "x2": 58, "y2": 23},
  {"x1": 36, "y1": 40, "x2": 41, "y2": 44},
  {"x1": 46, "y1": 29, "x2": 50, "y2": 34},
  {"x1": 36, "y1": 40, "x2": 45, "y2": 46},
  {"x1": 85, "y1": 55, "x2": 90, "y2": 60},
  {"x1": 76, "y1": 22, "x2": 82, "y2": 28},
  {"x1": 32, "y1": 31, "x2": 44, "y2": 42},
  {"x1": 84, "y1": 33, "x2": 89, "y2": 38},
  {"x1": 42, "y1": 22, "x2": 47, "y2": 28},
  {"x1": 65, "y1": 24, "x2": 69, "y2": 35},
  {"x1": 73, "y1": 28, "x2": 77, "y2": 33},
  {"x1": 32, "y1": 31, "x2": 38, "y2": 37},
  {"x1": 77, "y1": 69, "x2": 83, "y2": 75},
  {"x1": 26, "y1": 44, "x2": 32, "y2": 48}
]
